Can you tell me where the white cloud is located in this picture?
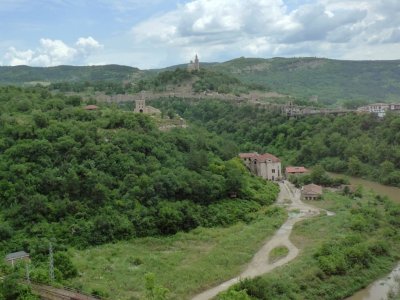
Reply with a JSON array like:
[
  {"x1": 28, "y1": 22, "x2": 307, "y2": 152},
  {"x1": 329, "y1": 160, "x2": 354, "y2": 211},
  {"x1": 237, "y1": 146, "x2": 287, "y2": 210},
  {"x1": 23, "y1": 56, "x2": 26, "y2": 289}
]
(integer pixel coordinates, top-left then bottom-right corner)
[
  {"x1": 76, "y1": 36, "x2": 103, "y2": 56},
  {"x1": 3, "y1": 37, "x2": 103, "y2": 66},
  {"x1": 4, "y1": 48, "x2": 35, "y2": 66},
  {"x1": 2, "y1": 0, "x2": 399, "y2": 68},
  {"x1": 127, "y1": 0, "x2": 400, "y2": 67}
]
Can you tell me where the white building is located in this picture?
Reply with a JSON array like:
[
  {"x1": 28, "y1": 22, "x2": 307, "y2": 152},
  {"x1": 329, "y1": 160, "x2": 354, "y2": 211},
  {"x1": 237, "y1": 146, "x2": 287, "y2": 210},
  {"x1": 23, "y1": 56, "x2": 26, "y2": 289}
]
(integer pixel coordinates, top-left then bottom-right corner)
[
  {"x1": 357, "y1": 103, "x2": 400, "y2": 118},
  {"x1": 239, "y1": 152, "x2": 282, "y2": 181}
]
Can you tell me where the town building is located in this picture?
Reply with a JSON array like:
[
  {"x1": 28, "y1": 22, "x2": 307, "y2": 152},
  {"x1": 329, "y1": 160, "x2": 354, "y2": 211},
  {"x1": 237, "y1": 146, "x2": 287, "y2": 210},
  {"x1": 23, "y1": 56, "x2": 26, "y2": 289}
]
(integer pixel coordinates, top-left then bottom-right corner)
[
  {"x1": 357, "y1": 103, "x2": 400, "y2": 118},
  {"x1": 239, "y1": 152, "x2": 282, "y2": 181},
  {"x1": 188, "y1": 54, "x2": 200, "y2": 72},
  {"x1": 285, "y1": 166, "x2": 309, "y2": 177},
  {"x1": 301, "y1": 184, "x2": 323, "y2": 200},
  {"x1": 5, "y1": 251, "x2": 30, "y2": 267},
  {"x1": 282, "y1": 101, "x2": 301, "y2": 117},
  {"x1": 390, "y1": 104, "x2": 400, "y2": 111}
]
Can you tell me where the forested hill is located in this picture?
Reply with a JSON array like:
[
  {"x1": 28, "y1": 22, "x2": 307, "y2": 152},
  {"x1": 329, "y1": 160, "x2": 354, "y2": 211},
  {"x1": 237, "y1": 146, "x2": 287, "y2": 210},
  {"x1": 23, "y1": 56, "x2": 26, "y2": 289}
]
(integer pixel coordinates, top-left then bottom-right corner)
[
  {"x1": 211, "y1": 57, "x2": 400, "y2": 105},
  {"x1": 3, "y1": 57, "x2": 400, "y2": 105},
  {"x1": 0, "y1": 64, "x2": 139, "y2": 84},
  {"x1": 152, "y1": 98, "x2": 400, "y2": 187},
  {"x1": 0, "y1": 86, "x2": 279, "y2": 256}
]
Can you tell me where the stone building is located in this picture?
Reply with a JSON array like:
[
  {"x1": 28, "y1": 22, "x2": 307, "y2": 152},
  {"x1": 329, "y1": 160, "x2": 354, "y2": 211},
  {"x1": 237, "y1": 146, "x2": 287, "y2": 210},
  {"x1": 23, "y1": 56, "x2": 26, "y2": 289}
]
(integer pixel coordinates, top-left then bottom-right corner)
[
  {"x1": 133, "y1": 93, "x2": 161, "y2": 115},
  {"x1": 188, "y1": 54, "x2": 200, "y2": 71},
  {"x1": 134, "y1": 98, "x2": 146, "y2": 113},
  {"x1": 239, "y1": 152, "x2": 282, "y2": 181},
  {"x1": 301, "y1": 184, "x2": 323, "y2": 200}
]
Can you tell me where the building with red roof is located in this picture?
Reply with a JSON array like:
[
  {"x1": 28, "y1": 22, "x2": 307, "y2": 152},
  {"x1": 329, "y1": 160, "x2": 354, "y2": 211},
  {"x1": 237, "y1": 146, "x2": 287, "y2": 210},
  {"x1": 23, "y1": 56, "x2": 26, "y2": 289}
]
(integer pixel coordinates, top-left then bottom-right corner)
[
  {"x1": 83, "y1": 105, "x2": 99, "y2": 111},
  {"x1": 285, "y1": 166, "x2": 309, "y2": 177},
  {"x1": 239, "y1": 152, "x2": 282, "y2": 181}
]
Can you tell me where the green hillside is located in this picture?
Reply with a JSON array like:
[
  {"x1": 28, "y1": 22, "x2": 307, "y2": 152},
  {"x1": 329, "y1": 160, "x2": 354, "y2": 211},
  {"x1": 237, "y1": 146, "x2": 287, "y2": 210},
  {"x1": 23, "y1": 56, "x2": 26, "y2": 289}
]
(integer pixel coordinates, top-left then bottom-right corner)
[
  {"x1": 2, "y1": 57, "x2": 400, "y2": 106},
  {"x1": 0, "y1": 64, "x2": 139, "y2": 84},
  {"x1": 212, "y1": 57, "x2": 400, "y2": 105},
  {"x1": 151, "y1": 98, "x2": 400, "y2": 187},
  {"x1": 0, "y1": 85, "x2": 280, "y2": 265}
]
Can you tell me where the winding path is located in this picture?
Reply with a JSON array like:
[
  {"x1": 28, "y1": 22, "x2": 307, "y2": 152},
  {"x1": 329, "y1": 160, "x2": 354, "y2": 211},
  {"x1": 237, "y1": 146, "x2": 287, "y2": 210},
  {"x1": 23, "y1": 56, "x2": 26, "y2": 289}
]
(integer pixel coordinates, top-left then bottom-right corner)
[{"x1": 191, "y1": 181, "x2": 331, "y2": 300}]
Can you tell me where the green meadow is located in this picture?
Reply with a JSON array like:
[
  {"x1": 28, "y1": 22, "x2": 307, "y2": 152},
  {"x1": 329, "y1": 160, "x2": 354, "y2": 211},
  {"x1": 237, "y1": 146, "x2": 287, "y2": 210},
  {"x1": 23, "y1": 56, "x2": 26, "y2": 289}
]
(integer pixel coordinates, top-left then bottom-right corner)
[{"x1": 68, "y1": 208, "x2": 286, "y2": 299}]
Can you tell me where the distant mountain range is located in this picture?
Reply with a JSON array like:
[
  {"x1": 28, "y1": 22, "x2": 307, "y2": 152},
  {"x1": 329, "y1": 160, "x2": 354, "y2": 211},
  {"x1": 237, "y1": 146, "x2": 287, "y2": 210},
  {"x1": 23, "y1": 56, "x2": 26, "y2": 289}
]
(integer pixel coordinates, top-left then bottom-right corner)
[
  {"x1": 212, "y1": 57, "x2": 400, "y2": 105},
  {"x1": 2, "y1": 57, "x2": 400, "y2": 105},
  {"x1": 0, "y1": 64, "x2": 139, "y2": 84}
]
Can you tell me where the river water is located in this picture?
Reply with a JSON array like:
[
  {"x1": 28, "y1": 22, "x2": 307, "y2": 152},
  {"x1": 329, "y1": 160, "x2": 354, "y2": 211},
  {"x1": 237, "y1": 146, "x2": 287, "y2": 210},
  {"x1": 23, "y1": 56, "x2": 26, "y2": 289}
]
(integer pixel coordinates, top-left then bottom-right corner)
[
  {"x1": 345, "y1": 263, "x2": 400, "y2": 300},
  {"x1": 329, "y1": 173, "x2": 400, "y2": 204},
  {"x1": 329, "y1": 173, "x2": 400, "y2": 299}
]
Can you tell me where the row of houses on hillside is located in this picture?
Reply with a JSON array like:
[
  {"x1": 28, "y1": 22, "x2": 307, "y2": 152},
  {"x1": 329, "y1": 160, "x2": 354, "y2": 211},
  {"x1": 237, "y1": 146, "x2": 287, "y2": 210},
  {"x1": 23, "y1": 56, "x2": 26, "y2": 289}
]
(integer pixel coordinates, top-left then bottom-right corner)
[{"x1": 357, "y1": 103, "x2": 400, "y2": 118}]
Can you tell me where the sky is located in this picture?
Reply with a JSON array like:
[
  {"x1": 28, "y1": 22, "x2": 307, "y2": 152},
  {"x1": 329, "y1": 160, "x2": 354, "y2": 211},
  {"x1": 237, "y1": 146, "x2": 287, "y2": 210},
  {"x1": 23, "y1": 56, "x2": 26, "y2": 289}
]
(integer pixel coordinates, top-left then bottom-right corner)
[{"x1": 0, "y1": 0, "x2": 399, "y2": 69}]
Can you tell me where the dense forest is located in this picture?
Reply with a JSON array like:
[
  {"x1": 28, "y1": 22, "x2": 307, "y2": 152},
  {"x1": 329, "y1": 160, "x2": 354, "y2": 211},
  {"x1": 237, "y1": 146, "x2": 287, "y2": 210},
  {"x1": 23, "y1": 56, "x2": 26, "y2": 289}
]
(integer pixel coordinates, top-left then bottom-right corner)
[
  {"x1": 151, "y1": 98, "x2": 400, "y2": 187},
  {"x1": 0, "y1": 86, "x2": 280, "y2": 290},
  {"x1": 49, "y1": 68, "x2": 264, "y2": 96}
]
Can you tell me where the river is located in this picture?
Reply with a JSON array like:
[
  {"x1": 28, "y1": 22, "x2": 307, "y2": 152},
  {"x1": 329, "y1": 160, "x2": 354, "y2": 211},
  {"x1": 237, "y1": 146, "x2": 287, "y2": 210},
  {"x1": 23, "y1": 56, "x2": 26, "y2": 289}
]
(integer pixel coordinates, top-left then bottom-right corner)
[{"x1": 330, "y1": 173, "x2": 400, "y2": 299}]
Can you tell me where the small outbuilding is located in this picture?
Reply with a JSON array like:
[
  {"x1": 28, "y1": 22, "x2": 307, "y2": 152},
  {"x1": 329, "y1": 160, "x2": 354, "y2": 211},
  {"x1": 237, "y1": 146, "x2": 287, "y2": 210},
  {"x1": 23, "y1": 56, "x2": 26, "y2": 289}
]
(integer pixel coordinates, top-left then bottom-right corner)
[
  {"x1": 285, "y1": 166, "x2": 309, "y2": 177},
  {"x1": 5, "y1": 251, "x2": 30, "y2": 267},
  {"x1": 83, "y1": 105, "x2": 99, "y2": 111},
  {"x1": 301, "y1": 184, "x2": 323, "y2": 200}
]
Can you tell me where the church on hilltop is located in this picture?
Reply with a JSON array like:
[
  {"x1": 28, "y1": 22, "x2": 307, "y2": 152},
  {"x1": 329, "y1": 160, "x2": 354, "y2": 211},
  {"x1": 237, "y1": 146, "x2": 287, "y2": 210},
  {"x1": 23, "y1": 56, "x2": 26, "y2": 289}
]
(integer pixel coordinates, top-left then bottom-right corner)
[{"x1": 188, "y1": 54, "x2": 200, "y2": 71}]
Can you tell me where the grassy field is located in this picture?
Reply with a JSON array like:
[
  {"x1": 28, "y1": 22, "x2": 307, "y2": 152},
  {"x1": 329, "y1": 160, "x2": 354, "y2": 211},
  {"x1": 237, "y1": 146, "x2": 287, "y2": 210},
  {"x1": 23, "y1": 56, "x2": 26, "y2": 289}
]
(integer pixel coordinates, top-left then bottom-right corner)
[
  {"x1": 231, "y1": 191, "x2": 400, "y2": 300},
  {"x1": 68, "y1": 207, "x2": 286, "y2": 299}
]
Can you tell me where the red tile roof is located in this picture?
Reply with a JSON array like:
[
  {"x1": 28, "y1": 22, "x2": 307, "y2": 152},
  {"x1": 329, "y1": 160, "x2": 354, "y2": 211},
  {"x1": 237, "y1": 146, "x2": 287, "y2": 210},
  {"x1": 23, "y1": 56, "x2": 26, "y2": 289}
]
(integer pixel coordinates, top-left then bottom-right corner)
[
  {"x1": 302, "y1": 184, "x2": 323, "y2": 195},
  {"x1": 239, "y1": 153, "x2": 258, "y2": 159},
  {"x1": 83, "y1": 105, "x2": 99, "y2": 110},
  {"x1": 286, "y1": 166, "x2": 309, "y2": 174},
  {"x1": 256, "y1": 153, "x2": 281, "y2": 163}
]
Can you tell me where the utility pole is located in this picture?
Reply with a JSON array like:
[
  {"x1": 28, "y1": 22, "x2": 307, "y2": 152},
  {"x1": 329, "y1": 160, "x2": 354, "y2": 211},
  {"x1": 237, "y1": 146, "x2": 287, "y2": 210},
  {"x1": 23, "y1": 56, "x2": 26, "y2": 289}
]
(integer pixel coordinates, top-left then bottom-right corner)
[
  {"x1": 25, "y1": 263, "x2": 30, "y2": 283},
  {"x1": 49, "y1": 243, "x2": 54, "y2": 282}
]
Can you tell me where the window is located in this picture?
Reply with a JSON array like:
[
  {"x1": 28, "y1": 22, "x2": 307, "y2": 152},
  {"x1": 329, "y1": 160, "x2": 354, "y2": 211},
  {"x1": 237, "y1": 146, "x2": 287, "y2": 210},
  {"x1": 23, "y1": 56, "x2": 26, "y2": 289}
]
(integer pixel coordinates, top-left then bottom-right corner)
[{"x1": 272, "y1": 169, "x2": 275, "y2": 173}]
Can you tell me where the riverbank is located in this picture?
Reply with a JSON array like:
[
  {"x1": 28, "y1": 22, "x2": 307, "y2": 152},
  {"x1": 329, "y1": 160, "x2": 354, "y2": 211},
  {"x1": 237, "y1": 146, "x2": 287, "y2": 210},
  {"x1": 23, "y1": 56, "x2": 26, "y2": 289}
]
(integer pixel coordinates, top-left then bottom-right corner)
[
  {"x1": 345, "y1": 262, "x2": 400, "y2": 300},
  {"x1": 329, "y1": 172, "x2": 400, "y2": 204}
]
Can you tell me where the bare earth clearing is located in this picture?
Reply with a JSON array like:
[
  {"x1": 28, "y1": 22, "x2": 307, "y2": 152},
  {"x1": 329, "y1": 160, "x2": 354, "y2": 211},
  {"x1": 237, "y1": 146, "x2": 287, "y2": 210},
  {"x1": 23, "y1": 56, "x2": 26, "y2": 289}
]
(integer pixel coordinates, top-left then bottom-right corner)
[{"x1": 192, "y1": 181, "x2": 333, "y2": 300}]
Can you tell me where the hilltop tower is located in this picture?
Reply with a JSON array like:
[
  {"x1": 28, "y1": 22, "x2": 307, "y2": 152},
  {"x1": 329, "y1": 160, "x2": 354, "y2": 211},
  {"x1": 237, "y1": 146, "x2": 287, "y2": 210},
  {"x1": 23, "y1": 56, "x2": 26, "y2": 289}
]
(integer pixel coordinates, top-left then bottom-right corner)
[{"x1": 188, "y1": 54, "x2": 200, "y2": 71}]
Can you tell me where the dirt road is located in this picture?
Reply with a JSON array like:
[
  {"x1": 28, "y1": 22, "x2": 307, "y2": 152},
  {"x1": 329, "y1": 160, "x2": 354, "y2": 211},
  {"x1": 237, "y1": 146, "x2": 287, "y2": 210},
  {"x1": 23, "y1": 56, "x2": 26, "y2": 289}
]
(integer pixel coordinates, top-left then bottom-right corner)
[{"x1": 191, "y1": 181, "x2": 329, "y2": 300}]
